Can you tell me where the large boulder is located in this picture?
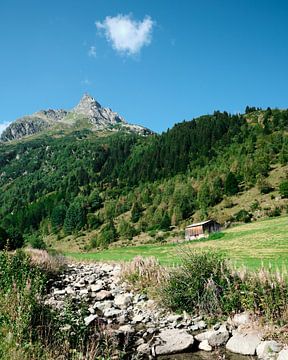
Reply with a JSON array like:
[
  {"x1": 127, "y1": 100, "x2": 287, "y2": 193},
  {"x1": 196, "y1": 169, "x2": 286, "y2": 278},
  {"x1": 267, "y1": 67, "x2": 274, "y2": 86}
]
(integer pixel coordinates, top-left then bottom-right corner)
[
  {"x1": 257, "y1": 340, "x2": 282, "y2": 359},
  {"x1": 154, "y1": 329, "x2": 194, "y2": 355},
  {"x1": 226, "y1": 331, "x2": 262, "y2": 355}
]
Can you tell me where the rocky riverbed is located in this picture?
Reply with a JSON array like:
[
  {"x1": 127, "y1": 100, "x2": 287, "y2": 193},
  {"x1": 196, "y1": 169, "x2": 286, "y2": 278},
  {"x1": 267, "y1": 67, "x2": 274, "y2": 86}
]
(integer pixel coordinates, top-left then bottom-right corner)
[{"x1": 44, "y1": 262, "x2": 288, "y2": 359}]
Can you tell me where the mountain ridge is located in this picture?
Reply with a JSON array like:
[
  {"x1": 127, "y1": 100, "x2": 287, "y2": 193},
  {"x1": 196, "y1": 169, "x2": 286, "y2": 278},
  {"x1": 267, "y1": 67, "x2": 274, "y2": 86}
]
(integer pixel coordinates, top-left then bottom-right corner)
[{"x1": 0, "y1": 94, "x2": 153, "y2": 142}]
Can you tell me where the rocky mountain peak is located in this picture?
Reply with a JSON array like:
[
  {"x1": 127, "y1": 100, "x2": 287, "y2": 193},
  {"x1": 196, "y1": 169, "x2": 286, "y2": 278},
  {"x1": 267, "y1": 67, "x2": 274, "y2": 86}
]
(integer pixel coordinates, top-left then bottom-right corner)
[
  {"x1": 73, "y1": 93, "x2": 102, "y2": 116},
  {"x1": 0, "y1": 94, "x2": 153, "y2": 142}
]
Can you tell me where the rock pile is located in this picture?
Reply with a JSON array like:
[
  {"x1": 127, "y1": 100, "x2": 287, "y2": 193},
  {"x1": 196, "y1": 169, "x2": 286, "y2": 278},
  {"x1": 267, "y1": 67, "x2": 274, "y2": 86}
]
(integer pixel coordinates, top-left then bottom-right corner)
[{"x1": 45, "y1": 263, "x2": 287, "y2": 359}]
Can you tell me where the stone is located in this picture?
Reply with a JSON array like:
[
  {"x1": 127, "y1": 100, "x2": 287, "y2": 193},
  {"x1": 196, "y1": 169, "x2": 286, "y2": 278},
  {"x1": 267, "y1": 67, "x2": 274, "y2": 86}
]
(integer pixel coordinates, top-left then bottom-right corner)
[
  {"x1": 84, "y1": 314, "x2": 98, "y2": 326},
  {"x1": 137, "y1": 343, "x2": 151, "y2": 355},
  {"x1": 53, "y1": 289, "x2": 66, "y2": 296},
  {"x1": 199, "y1": 339, "x2": 212, "y2": 352},
  {"x1": 103, "y1": 308, "x2": 122, "y2": 318},
  {"x1": 207, "y1": 328, "x2": 229, "y2": 347},
  {"x1": 232, "y1": 312, "x2": 251, "y2": 327},
  {"x1": 79, "y1": 289, "x2": 89, "y2": 296},
  {"x1": 195, "y1": 326, "x2": 229, "y2": 347},
  {"x1": 93, "y1": 300, "x2": 113, "y2": 312},
  {"x1": 154, "y1": 329, "x2": 194, "y2": 355},
  {"x1": 257, "y1": 341, "x2": 282, "y2": 359},
  {"x1": 132, "y1": 314, "x2": 145, "y2": 323},
  {"x1": 95, "y1": 290, "x2": 112, "y2": 301},
  {"x1": 167, "y1": 314, "x2": 182, "y2": 322},
  {"x1": 114, "y1": 294, "x2": 132, "y2": 309},
  {"x1": 118, "y1": 325, "x2": 135, "y2": 334},
  {"x1": 90, "y1": 282, "x2": 104, "y2": 292},
  {"x1": 226, "y1": 331, "x2": 262, "y2": 355},
  {"x1": 197, "y1": 320, "x2": 207, "y2": 330},
  {"x1": 277, "y1": 349, "x2": 288, "y2": 360}
]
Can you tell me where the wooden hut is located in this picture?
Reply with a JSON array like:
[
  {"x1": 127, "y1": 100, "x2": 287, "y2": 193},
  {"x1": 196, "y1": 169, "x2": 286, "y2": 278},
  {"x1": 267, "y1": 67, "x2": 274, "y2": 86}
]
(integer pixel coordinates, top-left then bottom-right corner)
[{"x1": 185, "y1": 220, "x2": 220, "y2": 240}]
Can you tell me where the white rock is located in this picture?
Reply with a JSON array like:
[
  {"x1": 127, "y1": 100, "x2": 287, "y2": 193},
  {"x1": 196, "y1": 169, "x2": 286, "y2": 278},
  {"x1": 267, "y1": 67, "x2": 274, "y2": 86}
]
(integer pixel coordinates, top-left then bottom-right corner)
[
  {"x1": 114, "y1": 294, "x2": 132, "y2": 309},
  {"x1": 90, "y1": 282, "x2": 104, "y2": 292},
  {"x1": 232, "y1": 312, "x2": 251, "y2": 327},
  {"x1": 53, "y1": 289, "x2": 66, "y2": 296},
  {"x1": 167, "y1": 314, "x2": 182, "y2": 322},
  {"x1": 95, "y1": 290, "x2": 112, "y2": 301},
  {"x1": 132, "y1": 314, "x2": 145, "y2": 323},
  {"x1": 103, "y1": 308, "x2": 122, "y2": 318},
  {"x1": 118, "y1": 325, "x2": 135, "y2": 334},
  {"x1": 257, "y1": 340, "x2": 282, "y2": 359},
  {"x1": 137, "y1": 343, "x2": 150, "y2": 355},
  {"x1": 277, "y1": 348, "x2": 288, "y2": 360},
  {"x1": 79, "y1": 289, "x2": 88, "y2": 296},
  {"x1": 155, "y1": 329, "x2": 194, "y2": 355},
  {"x1": 84, "y1": 314, "x2": 97, "y2": 326},
  {"x1": 226, "y1": 331, "x2": 262, "y2": 355},
  {"x1": 199, "y1": 339, "x2": 212, "y2": 352}
]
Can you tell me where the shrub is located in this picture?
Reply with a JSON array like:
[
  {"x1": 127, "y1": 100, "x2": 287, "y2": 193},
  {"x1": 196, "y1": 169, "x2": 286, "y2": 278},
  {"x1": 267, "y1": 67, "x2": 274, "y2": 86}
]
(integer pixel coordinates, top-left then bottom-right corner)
[
  {"x1": 161, "y1": 250, "x2": 288, "y2": 323},
  {"x1": 279, "y1": 180, "x2": 288, "y2": 198},
  {"x1": 26, "y1": 233, "x2": 47, "y2": 250},
  {"x1": 234, "y1": 209, "x2": 252, "y2": 223},
  {"x1": 162, "y1": 250, "x2": 233, "y2": 315}
]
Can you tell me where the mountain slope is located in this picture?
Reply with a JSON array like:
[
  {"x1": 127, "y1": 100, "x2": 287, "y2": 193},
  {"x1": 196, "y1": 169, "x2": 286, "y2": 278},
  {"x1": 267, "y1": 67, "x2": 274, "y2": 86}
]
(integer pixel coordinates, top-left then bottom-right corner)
[
  {"x1": 0, "y1": 94, "x2": 153, "y2": 142},
  {"x1": 0, "y1": 106, "x2": 288, "y2": 251}
]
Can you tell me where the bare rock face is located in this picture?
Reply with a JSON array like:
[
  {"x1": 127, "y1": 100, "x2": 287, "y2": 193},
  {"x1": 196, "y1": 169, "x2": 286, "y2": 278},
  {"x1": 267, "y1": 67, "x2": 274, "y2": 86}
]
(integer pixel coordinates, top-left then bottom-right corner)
[{"x1": 1, "y1": 93, "x2": 153, "y2": 141}]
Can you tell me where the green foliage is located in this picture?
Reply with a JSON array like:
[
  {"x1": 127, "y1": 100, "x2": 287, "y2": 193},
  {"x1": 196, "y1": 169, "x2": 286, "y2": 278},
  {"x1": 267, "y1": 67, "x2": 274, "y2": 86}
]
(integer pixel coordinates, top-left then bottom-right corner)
[
  {"x1": 51, "y1": 204, "x2": 67, "y2": 232},
  {"x1": 234, "y1": 209, "x2": 252, "y2": 223},
  {"x1": 1, "y1": 109, "x2": 288, "y2": 242},
  {"x1": 64, "y1": 199, "x2": 86, "y2": 234},
  {"x1": 162, "y1": 250, "x2": 233, "y2": 315},
  {"x1": 279, "y1": 180, "x2": 288, "y2": 198},
  {"x1": 224, "y1": 172, "x2": 239, "y2": 196},
  {"x1": 97, "y1": 221, "x2": 118, "y2": 247},
  {"x1": 131, "y1": 202, "x2": 142, "y2": 223},
  {"x1": 26, "y1": 233, "x2": 47, "y2": 250},
  {"x1": 162, "y1": 250, "x2": 288, "y2": 322},
  {"x1": 118, "y1": 219, "x2": 136, "y2": 240},
  {"x1": 0, "y1": 250, "x2": 122, "y2": 359}
]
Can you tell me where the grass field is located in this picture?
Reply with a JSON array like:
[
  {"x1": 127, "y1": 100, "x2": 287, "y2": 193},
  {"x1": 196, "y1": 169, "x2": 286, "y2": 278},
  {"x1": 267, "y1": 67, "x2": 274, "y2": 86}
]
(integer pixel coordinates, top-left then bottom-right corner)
[{"x1": 66, "y1": 216, "x2": 288, "y2": 270}]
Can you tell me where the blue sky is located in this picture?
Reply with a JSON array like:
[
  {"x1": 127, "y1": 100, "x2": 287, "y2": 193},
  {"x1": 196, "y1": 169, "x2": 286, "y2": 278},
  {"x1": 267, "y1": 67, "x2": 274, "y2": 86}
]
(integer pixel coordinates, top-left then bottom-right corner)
[{"x1": 1, "y1": 0, "x2": 288, "y2": 133}]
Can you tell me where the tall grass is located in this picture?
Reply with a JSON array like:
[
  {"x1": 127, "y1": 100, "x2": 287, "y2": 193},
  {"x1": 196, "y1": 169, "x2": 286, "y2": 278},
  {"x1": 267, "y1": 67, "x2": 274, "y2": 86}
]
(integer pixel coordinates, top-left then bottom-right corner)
[
  {"x1": 0, "y1": 250, "x2": 125, "y2": 359},
  {"x1": 159, "y1": 250, "x2": 288, "y2": 324}
]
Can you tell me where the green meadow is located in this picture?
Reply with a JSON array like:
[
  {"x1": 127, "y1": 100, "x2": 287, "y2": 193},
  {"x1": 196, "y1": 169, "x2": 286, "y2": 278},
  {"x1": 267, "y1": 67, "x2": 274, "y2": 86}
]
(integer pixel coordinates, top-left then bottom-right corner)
[{"x1": 66, "y1": 216, "x2": 288, "y2": 270}]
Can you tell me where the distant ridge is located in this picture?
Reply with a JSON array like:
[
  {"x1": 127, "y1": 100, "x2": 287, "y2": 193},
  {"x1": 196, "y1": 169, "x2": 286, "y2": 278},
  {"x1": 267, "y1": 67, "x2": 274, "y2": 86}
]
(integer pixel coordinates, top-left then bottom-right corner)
[{"x1": 0, "y1": 94, "x2": 153, "y2": 141}]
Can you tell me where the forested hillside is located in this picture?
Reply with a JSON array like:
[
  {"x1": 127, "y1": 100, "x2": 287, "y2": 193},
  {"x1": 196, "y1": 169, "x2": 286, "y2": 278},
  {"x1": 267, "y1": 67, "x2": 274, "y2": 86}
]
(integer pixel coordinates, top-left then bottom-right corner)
[{"x1": 1, "y1": 107, "x2": 288, "y2": 250}]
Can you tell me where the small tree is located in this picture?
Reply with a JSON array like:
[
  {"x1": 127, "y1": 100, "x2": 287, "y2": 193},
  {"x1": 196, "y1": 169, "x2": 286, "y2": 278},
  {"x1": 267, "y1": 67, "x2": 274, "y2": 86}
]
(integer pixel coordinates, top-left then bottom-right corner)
[
  {"x1": 64, "y1": 200, "x2": 85, "y2": 234},
  {"x1": 160, "y1": 212, "x2": 171, "y2": 231},
  {"x1": 224, "y1": 172, "x2": 239, "y2": 196},
  {"x1": 98, "y1": 221, "x2": 118, "y2": 247},
  {"x1": 131, "y1": 202, "x2": 142, "y2": 223},
  {"x1": 51, "y1": 204, "x2": 67, "y2": 232},
  {"x1": 279, "y1": 180, "x2": 288, "y2": 198}
]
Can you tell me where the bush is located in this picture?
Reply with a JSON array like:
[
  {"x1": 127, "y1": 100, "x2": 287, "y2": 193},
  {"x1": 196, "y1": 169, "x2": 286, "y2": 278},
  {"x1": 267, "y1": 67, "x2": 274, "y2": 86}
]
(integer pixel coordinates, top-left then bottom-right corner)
[
  {"x1": 161, "y1": 250, "x2": 288, "y2": 323},
  {"x1": 26, "y1": 233, "x2": 47, "y2": 250},
  {"x1": 234, "y1": 209, "x2": 252, "y2": 223},
  {"x1": 279, "y1": 180, "x2": 288, "y2": 198},
  {"x1": 162, "y1": 250, "x2": 233, "y2": 315}
]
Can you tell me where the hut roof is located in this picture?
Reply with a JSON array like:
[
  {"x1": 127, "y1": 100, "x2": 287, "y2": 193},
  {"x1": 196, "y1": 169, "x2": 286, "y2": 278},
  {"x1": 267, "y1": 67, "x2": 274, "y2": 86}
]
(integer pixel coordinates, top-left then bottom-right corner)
[{"x1": 185, "y1": 220, "x2": 216, "y2": 228}]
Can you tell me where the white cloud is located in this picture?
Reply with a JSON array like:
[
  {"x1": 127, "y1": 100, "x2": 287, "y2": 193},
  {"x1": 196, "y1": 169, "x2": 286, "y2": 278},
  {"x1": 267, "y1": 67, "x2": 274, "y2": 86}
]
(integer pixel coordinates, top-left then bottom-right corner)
[
  {"x1": 88, "y1": 45, "x2": 97, "y2": 58},
  {"x1": 96, "y1": 14, "x2": 154, "y2": 56},
  {"x1": 0, "y1": 122, "x2": 11, "y2": 136}
]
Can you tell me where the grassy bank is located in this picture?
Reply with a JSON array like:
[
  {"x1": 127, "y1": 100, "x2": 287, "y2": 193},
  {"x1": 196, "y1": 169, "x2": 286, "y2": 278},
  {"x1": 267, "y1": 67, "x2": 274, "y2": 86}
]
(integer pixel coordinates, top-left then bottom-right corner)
[{"x1": 66, "y1": 216, "x2": 288, "y2": 270}]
